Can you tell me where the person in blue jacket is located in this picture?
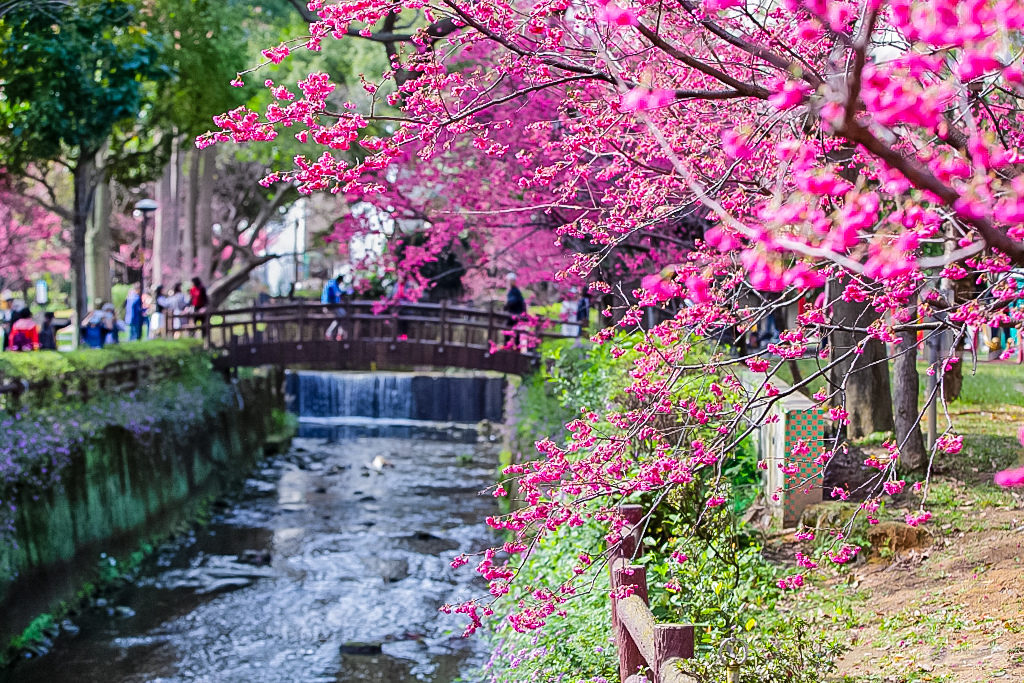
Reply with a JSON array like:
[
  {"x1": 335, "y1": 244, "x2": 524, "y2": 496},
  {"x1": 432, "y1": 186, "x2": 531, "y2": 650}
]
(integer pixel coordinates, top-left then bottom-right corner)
[
  {"x1": 80, "y1": 300, "x2": 111, "y2": 349},
  {"x1": 125, "y1": 283, "x2": 144, "y2": 341},
  {"x1": 321, "y1": 275, "x2": 348, "y2": 340}
]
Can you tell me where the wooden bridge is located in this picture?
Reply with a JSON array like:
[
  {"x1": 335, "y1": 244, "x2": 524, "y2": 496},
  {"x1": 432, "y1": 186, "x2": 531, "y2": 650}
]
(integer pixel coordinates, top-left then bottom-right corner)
[{"x1": 167, "y1": 300, "x2": 579, "y2": 375}]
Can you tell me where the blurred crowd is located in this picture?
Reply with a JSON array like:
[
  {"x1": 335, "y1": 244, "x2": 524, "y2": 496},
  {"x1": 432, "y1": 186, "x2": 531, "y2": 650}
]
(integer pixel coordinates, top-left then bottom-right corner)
[{"x1": 0, "y1": 278, "x2": 209, "y2": 352}]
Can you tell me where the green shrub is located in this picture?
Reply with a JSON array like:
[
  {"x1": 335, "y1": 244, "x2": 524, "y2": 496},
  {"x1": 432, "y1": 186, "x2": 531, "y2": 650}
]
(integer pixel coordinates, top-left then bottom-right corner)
[
  {"x1": 489, "y1": 336, "x2": 847, "y2": 683},
  {"x1": 483, "y1": 523, "x2": 618, "y2": 683},
  {"x1": 641, "y1": 500, "x2": 848, "y2": 683},
  {"x1": 0, "y1": 338, "x2": 204, "y2": 384}
]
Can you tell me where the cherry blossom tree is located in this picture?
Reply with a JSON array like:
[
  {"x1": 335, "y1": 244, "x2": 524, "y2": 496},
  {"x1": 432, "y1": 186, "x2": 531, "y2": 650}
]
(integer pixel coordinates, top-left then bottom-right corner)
[
  {"x1": 205, "y1": 0, "x2": 1024, "y2": 638},
  {"x1": 0, "y1": 178, "x2": 66, "y2": 291}
]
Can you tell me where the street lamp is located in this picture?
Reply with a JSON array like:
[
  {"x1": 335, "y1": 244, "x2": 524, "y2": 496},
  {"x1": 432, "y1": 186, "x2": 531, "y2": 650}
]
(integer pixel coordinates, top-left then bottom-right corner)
[{"x1": 135, "y1": 199, "x2": 158, "y2": 297}]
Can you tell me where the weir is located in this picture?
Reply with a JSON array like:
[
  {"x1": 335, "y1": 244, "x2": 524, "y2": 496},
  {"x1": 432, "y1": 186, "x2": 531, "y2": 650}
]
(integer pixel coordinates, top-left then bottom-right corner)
[{"x1": 286, "y1": 371, "x2": 506, "y2": 423}]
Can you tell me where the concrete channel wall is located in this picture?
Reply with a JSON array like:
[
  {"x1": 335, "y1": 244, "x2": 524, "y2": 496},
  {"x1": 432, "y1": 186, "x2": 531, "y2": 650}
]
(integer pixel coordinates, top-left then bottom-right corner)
[{"x1": 0, "y1": 373, "x2": 287, "y2": 646}]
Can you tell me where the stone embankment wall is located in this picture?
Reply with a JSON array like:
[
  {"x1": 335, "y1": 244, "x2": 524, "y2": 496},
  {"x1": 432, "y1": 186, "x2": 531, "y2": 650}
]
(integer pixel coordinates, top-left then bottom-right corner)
[{"x1": 0, "y1": 372, "x2": 287, "y2": 645}]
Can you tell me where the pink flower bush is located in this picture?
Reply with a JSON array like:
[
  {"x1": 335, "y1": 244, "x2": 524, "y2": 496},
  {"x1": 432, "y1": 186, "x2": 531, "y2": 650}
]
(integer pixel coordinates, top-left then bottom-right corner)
[{"x1": 994, "y1": 467, "x2": 1024, "y2": 488}]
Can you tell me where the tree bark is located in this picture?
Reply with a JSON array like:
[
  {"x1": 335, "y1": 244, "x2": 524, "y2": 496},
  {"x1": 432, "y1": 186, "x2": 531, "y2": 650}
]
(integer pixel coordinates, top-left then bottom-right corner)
[
  {"x1": 830, "y1": 294, "x2": 896, "y2": 439},
  {"x1": 183, "y1": 146, "x2": 199, "y2": 277},
  {"x1": 85, "y1": 177, "x2": 112, "y2": 306},
  {"x1": 893, "y1": 303, "x2": 927, "y2": 472},
  {"x1": 72, "y1": 156, "x2": 98, "y2": 320},
  {"x1": 196, "y1": 145, "x2": 215, "y2": 281},
  {"x1": 153, "y1": 156, "x2": 179, "y2": 288},
  {"x1": 942, "y1": 276, "x2": 973, "y2": 402},
  {"x1": 207, "y1": 255, "x2": 278, "y2": 309}
]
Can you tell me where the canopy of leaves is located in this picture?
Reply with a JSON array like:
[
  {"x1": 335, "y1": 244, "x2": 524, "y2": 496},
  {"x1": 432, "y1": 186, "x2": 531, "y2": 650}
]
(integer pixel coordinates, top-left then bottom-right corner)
[
  {"x1": 151, "y1": 0, "x2": 253, "y2": 137},
  {"x1": 0, "y1": 0, "x2": 170, "y2": 169}
]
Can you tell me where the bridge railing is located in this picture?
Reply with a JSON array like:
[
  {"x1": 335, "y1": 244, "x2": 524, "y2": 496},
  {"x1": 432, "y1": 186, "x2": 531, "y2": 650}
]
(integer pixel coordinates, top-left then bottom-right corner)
[{"x1": 165, "y1": 299, "x2": 581, "y2": 363}]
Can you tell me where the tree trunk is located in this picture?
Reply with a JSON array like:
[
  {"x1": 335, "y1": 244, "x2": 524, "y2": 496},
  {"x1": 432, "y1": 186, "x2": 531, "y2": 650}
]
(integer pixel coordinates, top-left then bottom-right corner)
[
  {"x1": 196, "y1": 145, "x2": 215, "y2": 281},
  {"x1": 153, "y1": 152, "x2": 180, "y2": 289},
  {"x1": 207, "y1": 256, "x2": 278, "y2": 309},
  {"x1": 85, "y1": 178, "x2": 112, "y2": 306},
  {"x1": 830, "y1": 294, "x2": 896, "y2": 439},
  {"x1": 942, "y1": 276, "x2": 973, "y2": 402},
  {"x1": 893, "y1": 303, "x2": 927, "y2": 472},
  {"x1": 72, "y1": 157, "x2": 98, "y2": 320},
  {"x1": 182, "y1": 146, "x2": 199, "y2": 277}
]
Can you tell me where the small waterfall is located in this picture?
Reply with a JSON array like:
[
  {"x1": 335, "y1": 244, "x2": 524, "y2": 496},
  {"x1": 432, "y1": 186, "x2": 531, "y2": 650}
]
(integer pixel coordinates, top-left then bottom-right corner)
[{"x1": 287, "y1": 372, "x2": 505, "y2": 423}]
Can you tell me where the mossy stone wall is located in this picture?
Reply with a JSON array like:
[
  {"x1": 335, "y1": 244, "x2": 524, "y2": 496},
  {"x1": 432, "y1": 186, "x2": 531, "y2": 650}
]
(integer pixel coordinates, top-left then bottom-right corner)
[{"x1": 0, "y1": 376, "x2": 284, "y2": 645}]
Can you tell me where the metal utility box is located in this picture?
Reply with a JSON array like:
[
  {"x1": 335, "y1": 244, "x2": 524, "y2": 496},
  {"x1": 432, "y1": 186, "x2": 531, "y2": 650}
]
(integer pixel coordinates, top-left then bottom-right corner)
[{"x1": 746, "y1": 381, "x2": 828, "y2": 528}]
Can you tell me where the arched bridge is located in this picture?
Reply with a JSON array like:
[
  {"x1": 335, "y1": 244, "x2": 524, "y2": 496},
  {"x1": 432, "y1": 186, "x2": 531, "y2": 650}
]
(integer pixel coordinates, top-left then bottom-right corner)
[{"x1": 167, "y1": 300, "x2": 579, "y2": 375}]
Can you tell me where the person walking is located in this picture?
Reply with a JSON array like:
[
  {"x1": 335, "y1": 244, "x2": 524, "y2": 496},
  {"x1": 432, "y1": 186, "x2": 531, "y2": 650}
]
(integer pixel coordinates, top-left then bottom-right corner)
[
  {"x1": 189, "y1": 277, "x2": 209, "y2": 331},
  {"x1": 166, "y1": 283, "x2": 189, "y2": 333},
  {"x1": 560, "y1": 290, "x2": 579, "y2": 336},
  {"x1": 125, "y1": 283, "x2": 144, "y2": 341},
  {"x1": 190, "y1": 277, "x2": 209, "y2": 311},
  {"x1": 100, "y1": 303, "x2": 125, "y2": 345},
  {"x1": 321, "y1": 275, "x2": 348, "y2": 340},
  {"x1": 504, "y1": 273, "x2": 525, "y2": 316},
  {"x1": 39, "y1": 311, "x2": 70, "y2": 351},
  {"x1": 80, "y1": 300, "x2": 111, "y2": 349},
  {"x1": 504, "y1": 273, "x2": 526, "y2": 351},
  {"x1": 149, "y1": 285, "x2": 166, "y2": 338},
  {"x1": 8, "y1": 307, "x2": 39, "y2": 351},
  {"x1": 575, "y1": 291, "x2": 590, "y2": 337}
]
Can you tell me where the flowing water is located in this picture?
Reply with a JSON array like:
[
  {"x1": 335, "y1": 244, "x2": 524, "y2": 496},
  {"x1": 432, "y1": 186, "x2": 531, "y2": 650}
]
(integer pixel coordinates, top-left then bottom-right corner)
[{"x1": 3, "y1": 372, "x2": 503, "y2": 683}]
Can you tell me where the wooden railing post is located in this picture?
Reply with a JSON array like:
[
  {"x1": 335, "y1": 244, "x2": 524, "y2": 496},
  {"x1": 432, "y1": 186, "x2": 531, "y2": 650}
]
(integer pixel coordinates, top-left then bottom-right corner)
[
  {"x1": 610, "y1": 504, "x2": 646, "y2": 681},
  {"x1": 440, "y1": 300, "x2": 448, "y2": 346},
  {"x1": 605, "y1": 503, "x2": 696, "y2": 683},
  {"x1": 486, "y1": 300, "x2": 495, "y2": 348},
  {"x1": 612, "y1": 564, "x2": 649, "y2": 681},
  {"x1": 653, "y1": 624, "x2": 695, "y2": 683},
  {"x1": 617, "y1": 504, "x2": 645, "y2": 561}
]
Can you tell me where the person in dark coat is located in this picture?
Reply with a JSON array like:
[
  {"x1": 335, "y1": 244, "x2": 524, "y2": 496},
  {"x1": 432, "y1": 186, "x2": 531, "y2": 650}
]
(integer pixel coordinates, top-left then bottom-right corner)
[
  {"x1": 504, "y1": 273, "x2": 526, "y2": 316},
  {"x1": 39, "y1": 311, "x2": 70, "y2": 351},
  {"x1": 503, "y1": 273, "x2": 526, "y2": 350},
  {"x1": 80, "y1": 303, "x2": 111, "y2": 349}
]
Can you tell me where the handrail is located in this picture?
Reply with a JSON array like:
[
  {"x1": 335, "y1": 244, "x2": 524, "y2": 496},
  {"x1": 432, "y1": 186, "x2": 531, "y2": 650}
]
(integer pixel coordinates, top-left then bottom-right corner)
[
  {"x1": 612, "y1": 505, "x2": 697, "y2": 683},
  {"x1": 162, "y1": 299, "x2": 586, "y2": 374}
]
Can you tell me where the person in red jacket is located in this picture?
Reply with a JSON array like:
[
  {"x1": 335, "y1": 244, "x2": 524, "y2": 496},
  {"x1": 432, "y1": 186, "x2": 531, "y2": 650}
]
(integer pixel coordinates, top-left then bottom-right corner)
[
  {"x1": 189, "y1": 277, "x2": 209, "y2": 311},
  {"x1": 9, "y1": 308, "x2": 39, "y2": 351}
]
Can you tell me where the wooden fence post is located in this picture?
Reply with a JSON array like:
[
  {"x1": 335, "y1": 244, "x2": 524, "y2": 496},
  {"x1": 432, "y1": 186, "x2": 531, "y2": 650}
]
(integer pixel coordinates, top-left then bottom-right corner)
[
  {"x1": 440, "y1": 300, "x2": 448, "y2": 346},
  {"x1": 486, "y1": 300, "x2": 495, "y2": 348},
  {"x1": 653, "y1": 624, "x2": 695, "y2": 683},
  {"x1": 618, "y1": 504, "x2": 645, "y2": 561},
  {"x1": 613, "y1": 564, "x2": 649, "y2": 681}
]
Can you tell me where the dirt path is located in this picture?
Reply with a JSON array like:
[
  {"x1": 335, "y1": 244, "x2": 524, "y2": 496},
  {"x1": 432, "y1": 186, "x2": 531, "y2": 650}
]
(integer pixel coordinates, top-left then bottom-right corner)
[{"x1": 833, "y1": 505, "x2": 1024, "y2": 683}]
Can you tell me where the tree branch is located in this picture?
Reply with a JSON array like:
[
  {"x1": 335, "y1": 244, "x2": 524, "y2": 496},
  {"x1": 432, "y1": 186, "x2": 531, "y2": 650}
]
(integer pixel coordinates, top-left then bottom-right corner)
[
  {"x1": 840, "y1": 119, "x2": 1024, "y2": 265},
  {"x1": 633, "y1": 21, "x2": 771, "y2": 98}
]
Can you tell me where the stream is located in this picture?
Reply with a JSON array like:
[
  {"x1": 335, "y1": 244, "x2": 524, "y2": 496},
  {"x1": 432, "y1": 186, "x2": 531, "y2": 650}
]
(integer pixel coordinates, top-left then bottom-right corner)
[{"x1": 4, "y1": 372, "x2": 504, "y2": 683}]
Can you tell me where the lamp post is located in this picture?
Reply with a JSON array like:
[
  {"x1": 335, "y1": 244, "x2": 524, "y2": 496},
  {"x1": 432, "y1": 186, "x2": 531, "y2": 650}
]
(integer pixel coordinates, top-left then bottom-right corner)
[{"x1": 135, "y1": 199, "x2": 158, "y2": 297}]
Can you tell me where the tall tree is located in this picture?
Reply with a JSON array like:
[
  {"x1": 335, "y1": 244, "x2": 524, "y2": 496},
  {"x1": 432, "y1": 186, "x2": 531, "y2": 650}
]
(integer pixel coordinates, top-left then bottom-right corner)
[
  {"x1": 144, "y1": 0, "x2": 254, "y2": 285},
  {"x1": 0, "y1": 0, "x2": 168, "y2": 318}
]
